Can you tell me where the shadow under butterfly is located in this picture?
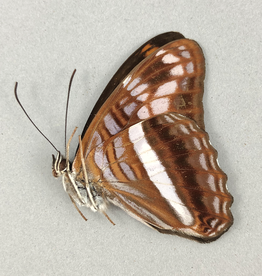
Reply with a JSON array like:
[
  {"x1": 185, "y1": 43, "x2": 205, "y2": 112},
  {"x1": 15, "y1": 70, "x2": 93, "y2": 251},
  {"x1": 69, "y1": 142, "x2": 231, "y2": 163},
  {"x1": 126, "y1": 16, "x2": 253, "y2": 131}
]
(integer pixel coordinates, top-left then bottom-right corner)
[{"x1": 16, "y1": 32, "x2": 233, "y2": 243}]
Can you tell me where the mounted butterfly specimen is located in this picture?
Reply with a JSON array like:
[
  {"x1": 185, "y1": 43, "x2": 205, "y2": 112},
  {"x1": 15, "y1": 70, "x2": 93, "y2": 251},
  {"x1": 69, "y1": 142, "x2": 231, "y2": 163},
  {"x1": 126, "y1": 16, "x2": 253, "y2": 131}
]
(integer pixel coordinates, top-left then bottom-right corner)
[{"x1": 15, "y1": 32, "x2": 233, "y2": 243}]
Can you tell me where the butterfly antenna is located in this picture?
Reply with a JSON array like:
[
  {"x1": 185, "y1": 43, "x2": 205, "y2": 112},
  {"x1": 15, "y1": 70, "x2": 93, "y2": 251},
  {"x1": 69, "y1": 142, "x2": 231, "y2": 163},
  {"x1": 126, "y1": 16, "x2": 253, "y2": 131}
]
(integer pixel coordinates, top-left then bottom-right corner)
[
  {"x1": 14, "y1": 82, "x2": 59, "y2": 152},
  {"x1": 66, "y1": 126, "x2": 78, "y2": 170},
  {"x1": 65, "y1": 69, "x2": 77, "y2": 154}
]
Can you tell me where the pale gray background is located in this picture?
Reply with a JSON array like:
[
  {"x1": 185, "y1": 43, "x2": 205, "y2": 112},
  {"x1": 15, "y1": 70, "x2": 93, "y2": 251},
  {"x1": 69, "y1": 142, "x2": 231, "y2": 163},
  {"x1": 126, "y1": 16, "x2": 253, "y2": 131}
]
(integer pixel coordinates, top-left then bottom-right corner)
[{"x1": 1, "y1": 1, "x2": 261, "y2": 275}]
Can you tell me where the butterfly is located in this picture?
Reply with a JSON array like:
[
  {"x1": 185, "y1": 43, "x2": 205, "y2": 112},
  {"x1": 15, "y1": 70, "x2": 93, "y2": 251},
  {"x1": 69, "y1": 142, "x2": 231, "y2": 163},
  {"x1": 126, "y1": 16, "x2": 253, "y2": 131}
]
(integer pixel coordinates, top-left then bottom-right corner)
[{"x1": 16, "y1": 32, "x2": 233, "y2": 243}]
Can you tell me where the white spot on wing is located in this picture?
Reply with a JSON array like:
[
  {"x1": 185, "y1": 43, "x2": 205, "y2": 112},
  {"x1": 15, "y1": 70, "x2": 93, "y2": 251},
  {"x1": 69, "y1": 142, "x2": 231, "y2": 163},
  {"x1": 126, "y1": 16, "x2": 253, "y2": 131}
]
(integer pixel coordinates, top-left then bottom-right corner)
[
  {"x1": 199, "y1": 153, "x2": 208, "y2": 170},
  {"x1": 137, "y1": 93, "x2": 149, "y2": 102},
  {"x1": 150, "y1": 97, "x2": 170, "y2": 115},
  {"x1": 162, "y1": 54, "x2": 180, "y2": 64},
  {"x1": 178, "y1": 45, "x2": 186, "y2": 50},
  {"x1": 128, "y1": 125, "x2": 144, "y2": 142},
  {"x1": 209, "y1": 154, "x2": 217, "y2": 170},
  {"x1": 119, "y1": 97, "x2": 128, "y2": 106},
  {"x1": 114, "y1": 137, "x2": 124, "y2": 159},
  {"x1": 170, "y1": 64, "x2": 184, "y2": 76},
  {"x1": 127, "y1": 77, "x2": 141, "y2": 91},
  {"x1": 120, "y1": 162, "x2": 136, "y2": 181},
  {"x1": 181, "y1": 51, "x2": 191, "y2": 58},
  {"x1": 178, "y1": 124, "x2": 190, "y2": 135},
  {"x1": 137, "y1": 106, "x2": 150, "y2": 119},
  {"x1": 155, "y1": 81, "x2": 178, "y2": 97},
  {"x1": 210, "y1": 218, "x2": 219, "y2": 228},
  {"x1": 201, "y1": 137, "x2": 209, "y2": 148},
  {"x1": 114, "y1": 137, "x2": 122, "y2": 147},
  {"x1": 186, "y1": 62, "x2": 194, "y2": 73},
  {"x1": 94, "y1": 147, "x2": 105, "y2": 169},
  {"x1": 192, "y1": 137, "x2": 201, "y2": 150},
  {"x1": 124, "y1": 102, "x2": 137, "y2": 116},
  {"x1": 213, "y1": 197, "x2": 220, "y2": 213},
  {"x1": 164, "y1": 114, "x2": 175, "y2": 123},
  {"x1": 103, "y1": 167, "x2": 117, "y2": 181},
  {"x1": 131, "y1": 83, "x2": 148, "y2": 96},
  {"x1": 218, "y1": 177, "x2": 224, "y2": 192},
  {"x1": 155, "y1": 49, "x2": 167, "y2": 56},
  {"x1": 93, "y1": 131, "x2": 102, "y2": 145},
  {"x1": 104, "y1": 113, "x2": 121, "y2": 135},
  {"x1": 129, "y1": 124, "x2": 194, "y2": 226},
  {"x1": 206, "y1": 174, "x2": 216, "y2": 192}
]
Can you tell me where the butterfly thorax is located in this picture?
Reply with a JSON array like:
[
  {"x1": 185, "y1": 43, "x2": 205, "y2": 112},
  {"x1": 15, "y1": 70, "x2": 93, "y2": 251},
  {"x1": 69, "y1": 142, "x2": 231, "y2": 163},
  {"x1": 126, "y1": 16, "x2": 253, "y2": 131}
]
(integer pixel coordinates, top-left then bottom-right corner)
[
  {"x1": 52, "y1": 152, "x2": 106, "y2": 212},
  {"x1": 51, "y1": 152, "x2": 90, "y2": 206}
]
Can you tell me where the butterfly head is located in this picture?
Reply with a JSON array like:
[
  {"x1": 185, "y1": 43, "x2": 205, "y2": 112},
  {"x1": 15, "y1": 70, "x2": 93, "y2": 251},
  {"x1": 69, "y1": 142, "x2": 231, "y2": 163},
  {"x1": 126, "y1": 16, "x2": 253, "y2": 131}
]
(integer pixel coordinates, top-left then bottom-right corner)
[{"x1": 52, "y1": 151, "x2": 67, "y2": 178}]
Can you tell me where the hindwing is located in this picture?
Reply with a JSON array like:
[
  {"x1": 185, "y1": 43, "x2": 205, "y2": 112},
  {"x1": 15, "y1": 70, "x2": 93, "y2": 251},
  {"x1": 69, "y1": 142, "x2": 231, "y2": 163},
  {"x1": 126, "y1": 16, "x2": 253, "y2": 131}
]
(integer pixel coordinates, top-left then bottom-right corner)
[{"x1": 85, "y1": 113, "x2": 232, "y2": 242}]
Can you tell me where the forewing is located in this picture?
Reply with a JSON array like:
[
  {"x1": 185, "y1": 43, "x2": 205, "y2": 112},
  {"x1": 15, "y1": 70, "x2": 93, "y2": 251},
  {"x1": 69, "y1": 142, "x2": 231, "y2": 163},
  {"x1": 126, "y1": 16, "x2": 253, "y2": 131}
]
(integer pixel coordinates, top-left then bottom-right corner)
[
  {"x1": 73, "y1": 38, "x2": 205, "y2": 171},
  {"x1": 80, "y1": 32, "x2": 185, "y2": 139},
  {"x1": 84, "y1": 113, "x2": 233, "y2": 242}
]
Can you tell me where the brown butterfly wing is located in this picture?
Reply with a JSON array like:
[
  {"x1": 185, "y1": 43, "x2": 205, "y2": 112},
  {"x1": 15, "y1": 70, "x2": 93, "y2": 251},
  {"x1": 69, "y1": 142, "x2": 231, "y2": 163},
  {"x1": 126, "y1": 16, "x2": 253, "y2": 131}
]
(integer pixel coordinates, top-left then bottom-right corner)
[
  {"x1": 84, "y1": 113, "x2": 233, "y2": 242},
  {"x1": 72, "y1": 35, "x2": 233, "y2": 241}
]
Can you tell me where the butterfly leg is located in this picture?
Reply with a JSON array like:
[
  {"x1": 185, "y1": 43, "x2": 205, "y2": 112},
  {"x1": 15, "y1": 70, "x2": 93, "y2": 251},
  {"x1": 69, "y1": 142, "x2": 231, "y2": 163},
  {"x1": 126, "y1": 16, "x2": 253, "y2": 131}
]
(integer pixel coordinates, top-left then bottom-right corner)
[{"x1": 78, "y1": 135, "x2": 98, "y2": 211}]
